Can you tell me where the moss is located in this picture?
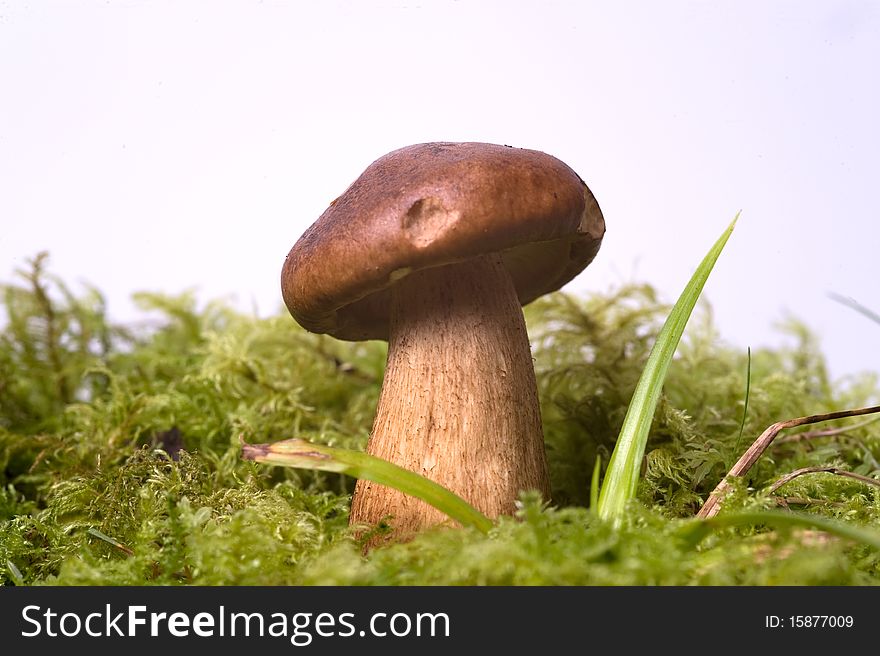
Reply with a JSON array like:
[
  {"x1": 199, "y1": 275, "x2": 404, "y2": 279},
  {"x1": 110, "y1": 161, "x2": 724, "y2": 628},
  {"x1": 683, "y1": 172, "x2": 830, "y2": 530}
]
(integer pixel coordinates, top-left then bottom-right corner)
[{"x1": 1, "y1": 255, "x2": 878, "y2": 585}]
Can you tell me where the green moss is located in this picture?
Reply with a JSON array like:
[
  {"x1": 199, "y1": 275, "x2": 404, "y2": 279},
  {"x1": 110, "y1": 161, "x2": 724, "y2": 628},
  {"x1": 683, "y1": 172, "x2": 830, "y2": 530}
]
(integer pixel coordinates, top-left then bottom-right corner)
[{"x1": 1, "y1": 255, "x2": 878, "y2": 585}]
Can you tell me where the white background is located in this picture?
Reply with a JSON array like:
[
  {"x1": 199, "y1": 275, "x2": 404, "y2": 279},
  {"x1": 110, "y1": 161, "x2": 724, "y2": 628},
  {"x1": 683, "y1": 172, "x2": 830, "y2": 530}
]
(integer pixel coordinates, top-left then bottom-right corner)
[{"x1": 1, "y1": 1, "x2": 877, "y2": 382}]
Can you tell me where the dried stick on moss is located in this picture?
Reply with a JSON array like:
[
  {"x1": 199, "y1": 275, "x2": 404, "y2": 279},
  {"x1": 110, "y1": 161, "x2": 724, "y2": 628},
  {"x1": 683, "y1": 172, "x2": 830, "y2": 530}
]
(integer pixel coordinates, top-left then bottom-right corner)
[
  {"x1": 774, "y1": 416, "x2": 880, "y2": 445},
  {"x1": 697, "y1": 405, "x2": 880, "y2": 519},
  {"x1": 768, "y1": 466, "x2": 880, "y2": 495}
]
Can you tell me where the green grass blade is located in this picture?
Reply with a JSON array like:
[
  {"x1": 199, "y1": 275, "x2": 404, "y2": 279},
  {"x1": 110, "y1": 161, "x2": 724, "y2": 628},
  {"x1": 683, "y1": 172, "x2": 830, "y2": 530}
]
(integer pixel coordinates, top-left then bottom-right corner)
[
  {"x1": 590, "y1": 456, "x2": 601, "y2": 511},
  {"x1": 241, "y1": 437, "x2": 493, "y2": 533},
  {"x1": 87, "y1": 527, "x2": 134, "y2": 556},
  {"x1": 598, "y1": 215, "x2": 738, "y2": 522},
  {"x1": 733, "y1": 346, "x2": 752, "y2": 458},
  {"x1": 6, "y1": 559, "x2": 24, "y2": 586},
  {"x1": 678, "y1": 509, "x2": 880, "y2": 551}
]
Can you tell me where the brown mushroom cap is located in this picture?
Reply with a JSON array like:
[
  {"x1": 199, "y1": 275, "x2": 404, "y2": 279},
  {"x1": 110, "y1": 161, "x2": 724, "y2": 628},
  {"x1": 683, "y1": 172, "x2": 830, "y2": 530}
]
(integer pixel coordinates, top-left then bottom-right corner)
[{"x1": 281, "y1": 142, "x2": 605, "y2": 341}]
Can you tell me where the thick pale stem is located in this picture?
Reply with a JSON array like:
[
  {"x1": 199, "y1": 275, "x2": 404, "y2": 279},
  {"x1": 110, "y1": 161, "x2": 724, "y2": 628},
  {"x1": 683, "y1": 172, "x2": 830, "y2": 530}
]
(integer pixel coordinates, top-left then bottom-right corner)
[{"x1": 349, "y1": 253, "x2": 550, "y2": 541}]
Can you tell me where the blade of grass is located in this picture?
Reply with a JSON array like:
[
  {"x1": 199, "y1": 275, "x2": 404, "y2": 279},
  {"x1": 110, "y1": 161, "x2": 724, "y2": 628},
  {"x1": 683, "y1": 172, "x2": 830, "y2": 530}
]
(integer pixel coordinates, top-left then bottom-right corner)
[
  {"x1": 828, "y1": 292, "x2": 880, "y2": 327},
  {"x1": 87, "y1": 527, "x2": 134, "y2": 556},
  {"x1": 597, "y1": 214, "x2": 738, "y2": 522},
  {"x1": 590, "y1": 456, "x2": 601, "y2": 511},
  {"x1": 6, "y1": 560, "x2": 24, "y2": 586},
  {"x1": 733, "y1": 346, "x2": 751, "y2": 458},
  {"x1": 240, "y1": 436, "x2": 493, "y2": 533},
  {"x1": 678, "y1": 509, "x2": 880, "y2": 551}
]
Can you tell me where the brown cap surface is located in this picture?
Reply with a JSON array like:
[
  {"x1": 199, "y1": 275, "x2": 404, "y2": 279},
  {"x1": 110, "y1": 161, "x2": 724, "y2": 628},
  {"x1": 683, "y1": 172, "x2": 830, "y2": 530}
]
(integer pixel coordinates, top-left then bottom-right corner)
[{"x1": 281, "y1": 142, "x2": 605, "y2": 341}]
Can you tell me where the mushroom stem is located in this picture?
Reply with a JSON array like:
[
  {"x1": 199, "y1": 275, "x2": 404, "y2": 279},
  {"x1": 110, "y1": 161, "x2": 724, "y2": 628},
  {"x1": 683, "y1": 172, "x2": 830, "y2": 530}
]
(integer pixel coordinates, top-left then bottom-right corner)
[{"x1": 349, "y1": 253, "x2": 550, "y2": 540}]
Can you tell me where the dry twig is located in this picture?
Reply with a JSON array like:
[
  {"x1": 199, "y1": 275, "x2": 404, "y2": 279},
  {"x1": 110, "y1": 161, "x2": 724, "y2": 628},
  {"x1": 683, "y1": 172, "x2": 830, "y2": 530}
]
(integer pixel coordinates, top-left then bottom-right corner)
[
  {"x1": 696, "y1": 405, "x2": 880, "y2": 519},
  {"x1": 774, "y1": 416, "x2": 880, "y2": 445},
  {"x1": 768, "y1": 466, "x2": 880, "y2": 495}
]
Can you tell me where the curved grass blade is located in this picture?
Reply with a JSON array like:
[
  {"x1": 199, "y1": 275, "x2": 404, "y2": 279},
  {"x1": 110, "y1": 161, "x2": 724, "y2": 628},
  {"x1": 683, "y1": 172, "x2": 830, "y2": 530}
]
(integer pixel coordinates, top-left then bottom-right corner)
[
  {"x1": 590, "y1": 456, "x2": 601, "y2": 511},
  {"x1": 240, "y1": 437, "x2": 493, "y2": 533},
  {"x1": 827, "y1": 292, "x2": 880, "y2": 327},
  {"x1": 598, "y1": 215, "x2": 738, "y2": 522},
  {"x1": 678, "y1": 509, "x2": 880, "y2": 551}
]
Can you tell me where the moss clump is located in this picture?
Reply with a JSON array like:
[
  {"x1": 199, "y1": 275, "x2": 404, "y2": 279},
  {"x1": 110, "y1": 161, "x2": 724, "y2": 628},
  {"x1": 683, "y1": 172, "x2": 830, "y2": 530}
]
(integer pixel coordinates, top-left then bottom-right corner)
[{"x1": 1, "y1": 254, "x2": 878, "y2": 585}]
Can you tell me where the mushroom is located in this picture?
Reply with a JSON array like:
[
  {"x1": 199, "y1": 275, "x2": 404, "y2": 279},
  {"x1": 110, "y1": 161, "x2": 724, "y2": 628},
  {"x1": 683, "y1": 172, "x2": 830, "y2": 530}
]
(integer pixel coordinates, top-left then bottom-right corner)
[{"x1": 281, "y1": 142, "x2": 605, "y2": 541}]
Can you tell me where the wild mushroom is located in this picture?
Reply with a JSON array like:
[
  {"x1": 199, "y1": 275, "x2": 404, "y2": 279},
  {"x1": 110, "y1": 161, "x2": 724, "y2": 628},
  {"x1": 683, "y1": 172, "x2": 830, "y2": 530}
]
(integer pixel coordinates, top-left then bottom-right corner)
[{"x1": 281, "y1": 142, "x2": 605, "y2": 541}]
